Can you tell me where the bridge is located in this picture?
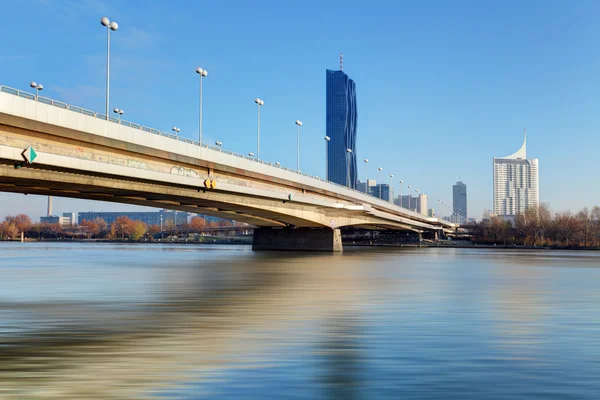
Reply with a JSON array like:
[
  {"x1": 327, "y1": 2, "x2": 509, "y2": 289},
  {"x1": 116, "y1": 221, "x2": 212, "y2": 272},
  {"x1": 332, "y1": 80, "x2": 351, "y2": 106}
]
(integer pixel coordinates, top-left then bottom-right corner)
[{"x1": 0, "y1": 85, "x2": 454, "y2": 251}]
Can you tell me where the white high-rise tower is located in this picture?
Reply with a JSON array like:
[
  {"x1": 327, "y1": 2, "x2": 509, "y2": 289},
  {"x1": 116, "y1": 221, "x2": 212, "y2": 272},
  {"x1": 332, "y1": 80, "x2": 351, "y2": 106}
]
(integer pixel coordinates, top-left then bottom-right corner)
[{"x1": 493, "y1": 130, "x2": 539, "y2": 218}]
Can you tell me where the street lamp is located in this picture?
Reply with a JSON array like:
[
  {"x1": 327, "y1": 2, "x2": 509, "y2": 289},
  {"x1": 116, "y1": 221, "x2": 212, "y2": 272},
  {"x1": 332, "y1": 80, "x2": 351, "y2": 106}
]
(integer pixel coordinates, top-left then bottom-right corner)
[
  {"x1": 195, "y1": 67, "x2": 208, "y2": 144},
  {"x1": 172, "y1": 126, "x2": 180, "y2": 138},
  {"x1": 346, "y1": 148, "x2": 353, "y2": 187},
  {"x1": 295, "y1": 120, "x2": 302, "y2": 172},
  {"x1": 389, "y1": 174, "x2": 394, "y2": 202},
  {"x1": 29, "y1": 81, "x2": 43, "y2": 101},
  {"x1": 378, "y1": 167, "x2": 383, "y2": 199},
  {"x1": 255, "y1": 98, "x2": 264, "y2": 160},
  {"x1": 275, "y1": 161, "x2": 281, "y2": 167},
  {"x1": 215, "y1": 141, "x2": 222, "y2": 147},
  {"x1": 363, "y1": 159, "x2": 369, "y2": 194},
  {"x1": 249, "y1": 152, "x2": 255, "y2": 158},
  {"x1": 101, "y1": 16, "x2": 118, "y2": 120},
  {"x1": 113, "y1": 107, "x2": 124, "y2": 122},
  {"x1": 324, "y1": 136, "x2": 330, "y2": 180},
  {"x1": 399, "y1": 180, "x2": 403, "y2": 207}
]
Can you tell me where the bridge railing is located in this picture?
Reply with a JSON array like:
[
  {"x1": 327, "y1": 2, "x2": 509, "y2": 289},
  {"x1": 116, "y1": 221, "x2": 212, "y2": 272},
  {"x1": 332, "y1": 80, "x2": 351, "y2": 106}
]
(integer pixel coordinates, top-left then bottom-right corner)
[{"x1": 0, "y1": 84, "x2": 452, "y2": 226}]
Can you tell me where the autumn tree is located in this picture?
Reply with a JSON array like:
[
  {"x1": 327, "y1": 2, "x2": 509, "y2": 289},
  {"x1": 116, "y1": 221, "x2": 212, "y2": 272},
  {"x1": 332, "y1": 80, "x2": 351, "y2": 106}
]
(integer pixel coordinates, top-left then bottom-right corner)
[
  {"x1": 112, "y1": 216, "x2": 134, "y2": 239},
  {"x1": 94, "y1": 218, "x2": 108, "y2": 238},
  {"x1": 131, "y1": 220, "x2": 147, "y2": 241},
  {"x1": 147, "y1": 224, "x2": 161, "y2": 236},
  {"x1": 189, "y1": 216, "x2": 206, "y2": 231},
  {"x1": 80, "y1": 219, "x2": 101, "y2": 239}
]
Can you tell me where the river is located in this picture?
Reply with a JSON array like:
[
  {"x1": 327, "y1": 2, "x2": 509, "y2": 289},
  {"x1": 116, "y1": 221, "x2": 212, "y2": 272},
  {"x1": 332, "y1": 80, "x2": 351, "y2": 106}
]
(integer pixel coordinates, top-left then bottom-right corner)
[{"x1": 1, "y1": 243, "x2": 599, "y2": 399}]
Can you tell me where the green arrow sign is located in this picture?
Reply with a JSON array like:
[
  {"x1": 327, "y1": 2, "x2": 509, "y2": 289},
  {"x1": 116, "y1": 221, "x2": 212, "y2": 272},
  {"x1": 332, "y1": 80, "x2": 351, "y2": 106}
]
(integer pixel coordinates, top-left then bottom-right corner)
[{"x1": 21, "y1": 147, "x2": 37, "y2": 164}]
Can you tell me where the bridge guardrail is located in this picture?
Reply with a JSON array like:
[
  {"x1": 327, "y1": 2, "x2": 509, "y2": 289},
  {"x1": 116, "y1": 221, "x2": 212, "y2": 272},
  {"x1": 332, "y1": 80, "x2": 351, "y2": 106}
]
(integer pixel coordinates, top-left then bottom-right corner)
[{"x1": 0, "y1": 84, "x2": 453, "y2": 227}]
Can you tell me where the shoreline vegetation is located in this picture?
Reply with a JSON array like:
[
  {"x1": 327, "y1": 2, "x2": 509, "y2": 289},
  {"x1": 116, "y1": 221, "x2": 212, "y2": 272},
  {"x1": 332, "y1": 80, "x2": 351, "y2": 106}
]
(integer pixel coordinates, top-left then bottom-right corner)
[{"x1": 2, "y1": 203, "x2": 600, "y2": 251}]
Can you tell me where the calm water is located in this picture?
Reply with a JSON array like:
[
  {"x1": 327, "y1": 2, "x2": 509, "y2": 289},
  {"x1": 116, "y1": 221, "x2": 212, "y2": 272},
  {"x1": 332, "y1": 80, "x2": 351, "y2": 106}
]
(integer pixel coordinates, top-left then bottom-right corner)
[{"x1": 1, "y1": 243, "x2": 600, "y2": 399}]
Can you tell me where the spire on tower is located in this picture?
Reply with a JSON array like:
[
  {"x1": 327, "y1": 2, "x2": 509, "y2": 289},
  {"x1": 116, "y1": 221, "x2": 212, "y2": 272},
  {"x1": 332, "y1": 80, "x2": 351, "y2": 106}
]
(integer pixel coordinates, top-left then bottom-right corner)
[{"x1": 340, "y1": 53, "x2": 343, "y2": 71}]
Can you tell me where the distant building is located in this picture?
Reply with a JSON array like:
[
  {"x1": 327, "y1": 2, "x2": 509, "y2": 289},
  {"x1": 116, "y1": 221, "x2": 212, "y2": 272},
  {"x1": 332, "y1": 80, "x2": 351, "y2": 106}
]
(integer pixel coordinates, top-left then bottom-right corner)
[
  {"x1": 78, "y1": 210, "x2": 189, "y2": 227},
  {"x1": 453, "y1": 181, "x2": 467, "y2": 220},
  {"x1": 62, "y1": 212, "x2": 76, "y2": 227},
  {"x1": 428, "y1": 208, "x2": 435, "y2": 217},
  {"x1": 356, "y1": 179, "x2": 376, "y2": 194},
  {"x1": 493, "y1": 130, "x2": 539, "y2": 217},
  {"x1": 372, "y1": 184, "x2": 393, "y2": 202},
  {"x1": 398, "y1": 195, "x2": 417, "y2": 210},
  {"x1": 326, "y1": 64, "x2": 357, "y2": 188},
  {"x1": 40, "y1": 215, "x2": 61, "y2": 225},
  {"x1": 417, "y1": 194, "x2": 428, "y2": 216}
]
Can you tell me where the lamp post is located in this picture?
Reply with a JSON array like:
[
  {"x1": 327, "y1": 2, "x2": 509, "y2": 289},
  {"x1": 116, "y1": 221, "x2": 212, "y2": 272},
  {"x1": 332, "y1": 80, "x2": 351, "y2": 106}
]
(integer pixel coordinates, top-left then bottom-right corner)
[
  {"x1": 407, "y1": 185, "x2": 412, "y2": 209},
  {"x1": 389, "y1": 174, "x2": 394, "y2": 202},
  {"x1": 195, "y1": 67, "x2": 208, "y2": 144},
  {"x1": 275, "y1": 161, "x2": 281, "y2": 167},
  {"x1": 172, "y1": 126, "x2": 180, "y2": 138},
  {"x1": 295, "y1": 120, "x2": 302, "y2": 172},
  {"x1": 255, "y1": 98, "x2": 264, "y2": 160},
  {"x1": 378, "y1": 167, "x2": 383, "y2": 199},
  {"x1": 249, "y1": 152, "x2": 255, "y2": 158},
  {"x1": 215, "y1": 141, "x2": 222, "y2": 147},
  {"x1": 346, "y1": 148, "x2": 353, "y2": 187},
  {"x1": 100, "y1": 17, "x2": 118, "y2": 120},
  {"x1": 399, "y1": 180, "x2": 403, "y2": 207},
  {"x1": 113, "y1": 107, "x2": 124, "y2": 122},
  {"x1": 29, "y1": 81, "x2": 43, "y2": 101},
  {"x1": 363, "y1": 159, "x2": 369, "y2": 194},
  {"x1": 324, "y1": 136, "x2": 330, "y2": 180}
]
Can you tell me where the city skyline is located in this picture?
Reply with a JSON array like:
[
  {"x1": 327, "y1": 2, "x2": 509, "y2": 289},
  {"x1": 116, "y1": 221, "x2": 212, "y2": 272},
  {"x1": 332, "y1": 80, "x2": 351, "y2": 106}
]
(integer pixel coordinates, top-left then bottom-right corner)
[{"x1": 2, "y1": 0, "x2": 600, "y2": 220}]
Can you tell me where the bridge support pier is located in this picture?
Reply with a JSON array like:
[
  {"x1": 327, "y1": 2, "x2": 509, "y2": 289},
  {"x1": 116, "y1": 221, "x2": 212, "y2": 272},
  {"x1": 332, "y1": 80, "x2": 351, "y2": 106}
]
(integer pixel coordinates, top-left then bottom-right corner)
[{"x1": 252, "y1": 228, "x2": 343, "y2": 252}]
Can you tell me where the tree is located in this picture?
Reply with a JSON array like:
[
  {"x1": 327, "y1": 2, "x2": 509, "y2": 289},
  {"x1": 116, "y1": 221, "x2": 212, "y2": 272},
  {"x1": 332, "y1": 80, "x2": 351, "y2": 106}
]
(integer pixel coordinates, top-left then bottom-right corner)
[
  {"x1": 554, "y1": 212, "x2": 580, "y2": 247},
  {"x1": 486, "y1": 216, "x2": 507, "y2": 244},
  {"x1": 131, "y1": 220, "x2": 147, "y2": 241},
  {"x1": 189, "y1": 216, "x2": 206, "y2": 231},
  {"x1": 148, "y1": 224, "x2": 161, "y2": 236},
  {"x1": 80, "y1": 219, "x2": 101, "y2": 239},
  {"x1": 94, "y1": 218, "x2": 108, "y2": 238},
  {"x1": 0, "y1": 221, "x2": 17, "y2": 240},
  {"x1": 6, "y1": 214, "x2": 32, "y2": 234},
  {"x1": 113, "y1": 216, "x2": 133, "y2": 239},
  {"x1": 576, "y1": 208, "x2": 591, "y2": 247},
  {"x1": 591, "y1": 206, "x2": 600, "y2": 247}
]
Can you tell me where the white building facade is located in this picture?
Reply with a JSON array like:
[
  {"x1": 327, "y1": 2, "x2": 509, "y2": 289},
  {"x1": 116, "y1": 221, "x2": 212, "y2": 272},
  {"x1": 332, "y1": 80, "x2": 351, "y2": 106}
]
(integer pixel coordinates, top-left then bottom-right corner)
[{"x1": 493, "y1": 131, "x2": 539, "y2": 217}]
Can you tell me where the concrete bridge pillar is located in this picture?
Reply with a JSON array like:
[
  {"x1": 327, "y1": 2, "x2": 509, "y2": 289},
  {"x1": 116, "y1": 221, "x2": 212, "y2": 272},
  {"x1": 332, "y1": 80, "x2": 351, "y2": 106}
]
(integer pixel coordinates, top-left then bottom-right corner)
[{"x1": 252, "y1": 228, "x2": 343, "y2": 252}]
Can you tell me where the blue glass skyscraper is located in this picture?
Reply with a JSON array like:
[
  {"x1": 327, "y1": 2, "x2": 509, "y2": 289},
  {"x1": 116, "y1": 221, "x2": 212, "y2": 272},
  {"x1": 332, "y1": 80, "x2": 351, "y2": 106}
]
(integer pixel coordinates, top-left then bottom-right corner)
[{"x1": 326, "y1": 69, "x2": 357, "y2": 188}]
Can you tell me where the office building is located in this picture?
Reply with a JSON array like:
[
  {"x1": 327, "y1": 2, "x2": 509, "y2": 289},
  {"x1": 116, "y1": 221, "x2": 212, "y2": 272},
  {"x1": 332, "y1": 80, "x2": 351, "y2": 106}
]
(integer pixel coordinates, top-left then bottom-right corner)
[
  {"x1": 78, "y1": 210, "x2": 189, "y2": 227},
  {"x1": 493, "y1": 131, "x2": 539, "y2": 217},
  {"x1": 398, "y1": 195, "x2": 417, "y2": 210},
  {"x1": 62, "y1": 212, "x2": 76, "y2": 227},
  {"x1": 326, "y1": 59, "x2": 357, "y2": 188},
  {"x1": 417, "y1": 194, "x2": 428, "y2": 216},
  {"x1": 372, "y1": 184, "x2": 393, "y2": 202},
  {"x1": 40, "y1": 212, "x2": 76, "y2": 227},
  {"x1": 357, "y1": 179, "x2": 376, "y2": 194},
  {"x1": 40, "y1": 215, "x2": 61, "y2": 225},
  {"x1": 453, "y1": 181, "x2": 467, "y2": 220},
  {"x1": 428, "y1": 208, "x2": 435, "y2": 217}
]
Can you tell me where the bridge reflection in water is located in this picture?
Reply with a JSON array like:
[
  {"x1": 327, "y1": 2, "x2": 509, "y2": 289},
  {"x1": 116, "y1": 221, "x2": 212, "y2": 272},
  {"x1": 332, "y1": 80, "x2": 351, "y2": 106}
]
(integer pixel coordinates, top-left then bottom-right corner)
[{"x1": 0, "y1": 244, "x2": 370, "y2": 399}]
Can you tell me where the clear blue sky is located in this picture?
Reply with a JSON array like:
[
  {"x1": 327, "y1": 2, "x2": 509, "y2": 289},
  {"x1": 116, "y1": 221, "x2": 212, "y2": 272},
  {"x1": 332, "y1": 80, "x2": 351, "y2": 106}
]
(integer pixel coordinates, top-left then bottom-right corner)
[{"x1": 2, "y1": 0, "x2": 600, "y2": 221}]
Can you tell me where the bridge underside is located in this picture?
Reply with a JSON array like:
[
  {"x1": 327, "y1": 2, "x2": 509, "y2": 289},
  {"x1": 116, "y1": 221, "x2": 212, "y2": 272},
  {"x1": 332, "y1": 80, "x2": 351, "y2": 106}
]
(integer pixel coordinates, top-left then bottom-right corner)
[{"x1": 0, "y1": 161, "x2": 423, "y2": 235}]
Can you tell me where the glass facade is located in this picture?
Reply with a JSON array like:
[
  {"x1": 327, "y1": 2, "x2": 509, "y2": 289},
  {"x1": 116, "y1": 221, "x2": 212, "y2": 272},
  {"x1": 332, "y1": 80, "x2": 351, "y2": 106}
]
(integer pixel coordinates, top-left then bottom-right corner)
[
  {"x1": 453, "y1": 181, "x2": 467, "y2": 219},
  {"x1": 326, "y1": 69, "x2": 357, "y2": 188}
]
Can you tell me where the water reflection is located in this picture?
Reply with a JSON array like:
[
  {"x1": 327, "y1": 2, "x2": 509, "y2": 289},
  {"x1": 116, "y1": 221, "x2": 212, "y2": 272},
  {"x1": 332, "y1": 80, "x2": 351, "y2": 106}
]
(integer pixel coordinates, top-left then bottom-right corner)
[{"x1": 1, "y1": 244, "x2": 600, "y2": 399}]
